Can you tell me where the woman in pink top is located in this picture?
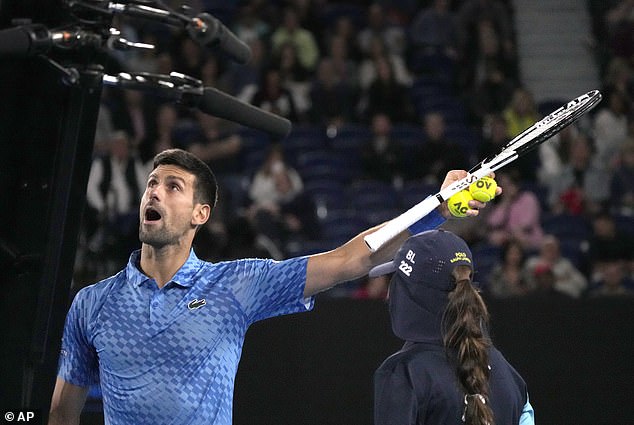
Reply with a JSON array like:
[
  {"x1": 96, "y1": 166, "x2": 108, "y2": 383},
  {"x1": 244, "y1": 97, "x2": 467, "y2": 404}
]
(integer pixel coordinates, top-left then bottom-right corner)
[{"x1": 486, "y1": 169, "x2": 544, "y2": 251}]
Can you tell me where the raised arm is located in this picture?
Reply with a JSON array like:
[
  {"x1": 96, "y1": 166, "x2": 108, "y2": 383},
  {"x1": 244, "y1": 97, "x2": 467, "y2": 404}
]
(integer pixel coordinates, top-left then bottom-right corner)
[
  {"x1": 304, "y1": 170, "x2": 499, "y2": 297},
  {"x1": 48, "y1": 377, "x2": 89, "y2": 425}
]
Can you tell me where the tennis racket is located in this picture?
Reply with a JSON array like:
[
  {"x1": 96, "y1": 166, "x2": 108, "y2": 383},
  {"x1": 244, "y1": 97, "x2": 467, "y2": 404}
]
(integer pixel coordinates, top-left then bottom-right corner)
[{"x1": 363, "y1": 89, "x2": 603, "y2": 252}]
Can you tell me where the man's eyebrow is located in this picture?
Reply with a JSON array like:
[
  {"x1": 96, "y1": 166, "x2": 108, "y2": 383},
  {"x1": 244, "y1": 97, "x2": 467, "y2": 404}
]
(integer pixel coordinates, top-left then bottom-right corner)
[{"x1": 147, "y1": 174, "x2": 188, "y2": 185}]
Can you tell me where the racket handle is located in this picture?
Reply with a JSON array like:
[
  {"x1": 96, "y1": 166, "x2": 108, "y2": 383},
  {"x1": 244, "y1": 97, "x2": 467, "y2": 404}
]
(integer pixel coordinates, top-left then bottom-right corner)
[{"x1": 363, "y1": 196, "x2": 441, "y2": 252}]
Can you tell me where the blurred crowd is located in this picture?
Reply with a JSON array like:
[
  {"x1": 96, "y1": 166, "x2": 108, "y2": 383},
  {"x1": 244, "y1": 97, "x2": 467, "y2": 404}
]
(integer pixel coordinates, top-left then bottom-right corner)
[{"x1": 74, "y1": 0, "x2": 634, "y2": 301}]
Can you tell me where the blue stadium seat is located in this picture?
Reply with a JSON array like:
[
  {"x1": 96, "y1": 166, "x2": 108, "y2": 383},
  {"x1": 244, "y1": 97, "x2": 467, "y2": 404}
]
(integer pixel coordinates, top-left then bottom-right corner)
[
  {"x1": 541, "y1": 213, "x2": 591, "y2": 241},
  {"x1": 470, "y1": 242, "x2": 503, "y2": 287},
  {"x1": 319, "y1": 209, "x2": 369, "y2": 244},
  {"x1": 558, "y1": 237, "x2": 588, "y2": 269},
  {"x1": 391, "y1": 124, "x2": 426, "y2": 150},
  {"x1": 612, "y1": 214, "x2": 634, "y2": 236},
  {"x1": 283, "y1": 125, "x2": 327, "y2": 163},
  {"x1": 366, "y1": 208, "x2": 401, "y2": 226},
  {"x1": 347, "y1": 180, "x2": 399, "y2": 209},
  {"x1": 296, "y1": 151, "x2": 357, "y2": 183},
  {"x1": 303, "y1": 179, "x2": 348, "y2": 219},
  {"x1": 398, "y1": 180, "x2": 438, "y2": 209}
]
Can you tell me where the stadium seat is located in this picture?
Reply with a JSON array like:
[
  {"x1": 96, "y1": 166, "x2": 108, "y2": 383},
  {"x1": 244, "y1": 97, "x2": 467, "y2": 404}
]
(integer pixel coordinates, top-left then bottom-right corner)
[
  {"x1": 398, "y1": 180, "x2": 438, "y2": 209},
  {"x1": 541, "y1": 213, "x2": 591, "y2": 241}
]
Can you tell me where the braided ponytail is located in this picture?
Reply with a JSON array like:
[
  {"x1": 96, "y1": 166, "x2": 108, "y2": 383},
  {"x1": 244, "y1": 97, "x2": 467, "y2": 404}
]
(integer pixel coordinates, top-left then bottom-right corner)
[{"x1": 442, "y1": 275, "x2": 494, "y2": 425}]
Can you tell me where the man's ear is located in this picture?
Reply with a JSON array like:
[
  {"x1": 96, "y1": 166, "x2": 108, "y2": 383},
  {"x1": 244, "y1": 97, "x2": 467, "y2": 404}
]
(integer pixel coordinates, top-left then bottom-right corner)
[{"x1": 192, "y1": 204, "x2": 211, "y2": 226}]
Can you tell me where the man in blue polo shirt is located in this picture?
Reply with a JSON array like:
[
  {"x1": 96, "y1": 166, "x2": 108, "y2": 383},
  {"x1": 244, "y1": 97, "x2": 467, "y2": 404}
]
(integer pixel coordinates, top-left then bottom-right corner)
[{"x1": 49, "y1": 148, "x2": 497, "y2": 425}]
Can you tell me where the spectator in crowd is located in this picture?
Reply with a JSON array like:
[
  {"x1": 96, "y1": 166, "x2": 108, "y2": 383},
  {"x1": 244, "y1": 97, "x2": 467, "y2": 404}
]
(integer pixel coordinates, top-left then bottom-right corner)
[
  {"x1": 528, "y1": 263, "x2": 562, "y2": 297},
  {"x1": 502, "y1": 87, "x2": 538, "y2": 138},
  {"x1": 271, "y1": 7, "x2": 320, "y2": 72},
  {"x1": 185, "y1": 112, "x2": 243, "y2": 176},
  {"x1": 459, "y1": 14, "x2": 517, "y2": 90},
  {"x1": 109, "y1": 89, "x2": 156, "y2": 151},
  {"x1": 324, "y1": 34, "x2": 359, "y2": 90},
  {"x1": 231, "y1": 2, "x2": 271, "y2": 44},
  {"x1": 360, "y1": 113, "x2": 403, "y2": 184},
  {"x1": 471, "y1": 18, "x2": 518, "y2": 88},
  {"x1": 603, "y1": 57, "x2": 634, "y2": 101},
  {"x1": 415, "y1": 111, "x2": 469, "y2": 184},
  {"x1": 604, "y1": 0, "x2": 634, "y2": 61},
  {"x1": 547, "y1": 133, "x2": 611, "y2": 216},
  {"x1": 536, "y1": 124, "x2": 579, "y2": 187},
  {"x1": 592, "y1": 88, "x2": 629, "y2": 170},
  {"x1": 247, "y1": 144, "x2": 317, "y2": 256},
  {"x1": 149, "y1": 103, "x2": 180, "y2": 159},
  {"x1": 309, "y1": 57, "x2": 359, "y2": 127},
  {"x1": 587, "y1": 211, "x2": 634, "y2": 281},
  {"x1": 325, "y1": 15, "x2": 361, "y2": 62},
  {"x1": 223, "y1": 37, "x2": 269, "y2": 102},
  {"x1": 486, "y1": 168, "x2": 544, "y2": 251},
  {"x1": 250, "y1": 67, "x2": 300, "y2": 123},
  {"x1": 358, "y1": 35, "x2": 412, "y2": 91},
  {"x1": 171, "y1": 36, "x2": 205, "y2": 79},
  {"x1": 467, "y1": 62, "x2": 516, "y2": 125},
  {"x1": 357, "y1": 3, "x2": 406, "y2": 59},
  {"x1": 610, "y1": 138, "x2": 634, "y2": 215},
  {"x1": 457, "y1": 0, "x2": 515, "y2": 65},
  {"x1": 84, "y1": 131, "x2": 149, "y2": 270},
  {"x1": 587, "y1": 259, "x2": 634, "y2": 297},
  {"x1": 93, "y1": 102, "x2": 116, "y2": 158},
  {"x1": 248, "y1": 144, "x2": 303, "y2": 211},
  {"x1": 272, "y1": 41, "x2": 312, "y2": 116},
  {"x1": 525, "y1": 235, "x2": 588, "y2": 298},
  {"x1": 360, "y1": 55, "x2": 414, "y2": 123},
  {"x1": 408, "y1": 0, "x2": 459, "y2": 59},
  {"x1": 479, "y1": 114, "x2": 537, "y2": 182},
  {"x1": 486, "y1": 238, "x2": 533, "y2": 298},
  {"x1": 124, "y1": 32, "x2": 161, "y2": 73},
  {"x1": 199, "y1": 55, "x2": 229, "y2": 92}
]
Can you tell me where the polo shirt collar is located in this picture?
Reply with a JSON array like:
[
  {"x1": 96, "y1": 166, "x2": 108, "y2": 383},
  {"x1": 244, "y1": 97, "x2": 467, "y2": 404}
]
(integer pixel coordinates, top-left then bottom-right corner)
[{"x1": 126, "y1": 249, "x2": 204, "y2": 288}]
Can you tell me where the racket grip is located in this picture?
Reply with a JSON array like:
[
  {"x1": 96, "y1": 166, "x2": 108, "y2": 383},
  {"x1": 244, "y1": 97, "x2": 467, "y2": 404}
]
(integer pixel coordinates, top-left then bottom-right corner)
[{"x1": 363, "y1": 196, "x2": 441, "y2": 252}]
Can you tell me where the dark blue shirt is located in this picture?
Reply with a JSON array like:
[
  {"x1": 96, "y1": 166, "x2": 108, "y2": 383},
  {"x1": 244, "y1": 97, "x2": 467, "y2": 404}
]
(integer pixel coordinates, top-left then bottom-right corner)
[{"x1": 375, "y1": 342, "x2": 531, "y2": 425}]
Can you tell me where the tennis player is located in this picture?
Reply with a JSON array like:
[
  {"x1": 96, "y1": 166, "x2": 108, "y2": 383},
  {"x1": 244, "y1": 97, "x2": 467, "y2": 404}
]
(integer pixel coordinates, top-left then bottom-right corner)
[
  {"x1": 372, "y1": 229, "x2": 534, "y2": 425},
  {"x1": 48, "y1": 149, "x2": 495, "y2": 425}
]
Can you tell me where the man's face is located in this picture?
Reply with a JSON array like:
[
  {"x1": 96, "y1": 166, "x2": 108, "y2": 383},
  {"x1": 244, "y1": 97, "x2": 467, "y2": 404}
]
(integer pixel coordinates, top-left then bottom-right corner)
[{"x1": 139, "y1": 164, "x2": 199, "y2": 248}]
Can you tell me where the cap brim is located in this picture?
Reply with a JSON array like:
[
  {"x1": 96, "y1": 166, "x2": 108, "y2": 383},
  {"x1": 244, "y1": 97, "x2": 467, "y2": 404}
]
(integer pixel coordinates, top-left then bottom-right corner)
[{"x1": 368, "y1": 261, "x2": 397, "y2": 278}]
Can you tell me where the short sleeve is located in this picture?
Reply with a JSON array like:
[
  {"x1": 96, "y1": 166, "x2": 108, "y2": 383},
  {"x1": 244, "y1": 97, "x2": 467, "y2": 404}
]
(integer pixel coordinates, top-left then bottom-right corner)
[
  {"x1": 232, "y1": 257, "x2": 313, "y2": 324},
  {"x1": 57, "y1": 289, "x2": 100, "y2": 387}
]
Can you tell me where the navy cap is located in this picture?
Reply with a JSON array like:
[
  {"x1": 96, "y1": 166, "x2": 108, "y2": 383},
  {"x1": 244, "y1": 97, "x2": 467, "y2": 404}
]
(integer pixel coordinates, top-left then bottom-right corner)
[
  {"x1": 369, "y1": 229, "x2": 473, "y2": 290},
  {"x1": 374, "y1": 229, "x2": 475, "y2": 343}
]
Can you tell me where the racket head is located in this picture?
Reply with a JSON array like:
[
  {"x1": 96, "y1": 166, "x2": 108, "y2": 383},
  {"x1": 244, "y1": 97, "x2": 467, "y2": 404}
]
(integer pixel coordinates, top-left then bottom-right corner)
[{"x1": 471, "y1": 90, "x2": 603, "y2": 173}]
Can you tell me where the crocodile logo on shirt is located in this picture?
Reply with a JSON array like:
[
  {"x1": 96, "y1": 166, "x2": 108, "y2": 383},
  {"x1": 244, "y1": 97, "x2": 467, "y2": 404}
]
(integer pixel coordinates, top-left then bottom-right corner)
[{"x1": 187, "y1": 298, "x2": 207, "y2": 310}]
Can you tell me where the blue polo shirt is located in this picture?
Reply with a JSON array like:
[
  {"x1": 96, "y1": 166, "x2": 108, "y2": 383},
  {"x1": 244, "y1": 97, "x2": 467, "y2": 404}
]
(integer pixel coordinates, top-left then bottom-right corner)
[{"x1": 58, "y1": 250, "x2": 312, "y2": 425}]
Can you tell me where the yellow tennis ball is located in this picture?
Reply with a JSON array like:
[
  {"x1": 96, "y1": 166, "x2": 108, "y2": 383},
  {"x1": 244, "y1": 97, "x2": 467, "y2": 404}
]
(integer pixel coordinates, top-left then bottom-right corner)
[
  {"x1": 448, "y1": 190, "x2": 474, "y2": 218},
  {"x1": 469, "y1": 176, "x2": 498, "y2": 202}
]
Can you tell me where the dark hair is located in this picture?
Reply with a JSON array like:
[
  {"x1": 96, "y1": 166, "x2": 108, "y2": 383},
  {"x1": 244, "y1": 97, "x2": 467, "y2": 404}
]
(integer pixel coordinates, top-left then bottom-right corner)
[
  {"x1": 442, "y1": 276, "x2": 494, "y2": 425},
  {"x1": 153, "y1": 148, "x2": 218, "y2": 208}
]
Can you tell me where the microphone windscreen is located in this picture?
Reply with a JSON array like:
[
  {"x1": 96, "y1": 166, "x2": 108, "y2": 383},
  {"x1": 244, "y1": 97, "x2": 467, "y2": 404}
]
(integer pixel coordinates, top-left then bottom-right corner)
[
  {"x1": 198, "y1": 87, "x2": 292, "y2": 138},
  {"x1": 0, "y1": 26, "x2": 32, "y2": 56}
]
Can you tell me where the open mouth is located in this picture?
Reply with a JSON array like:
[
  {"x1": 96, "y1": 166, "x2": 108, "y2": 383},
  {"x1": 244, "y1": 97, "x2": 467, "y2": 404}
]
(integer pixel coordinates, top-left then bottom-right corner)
[{"x1": 144, "y1": 206, "x2": 162, "y2": 223}]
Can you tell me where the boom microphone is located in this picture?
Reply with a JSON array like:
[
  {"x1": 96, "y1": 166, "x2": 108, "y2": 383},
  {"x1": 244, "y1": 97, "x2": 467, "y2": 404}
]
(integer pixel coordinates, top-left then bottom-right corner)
[
  {"x1": 197, "y1": 87, "x2": 291, "y2": 138},
  {"x1": 0, "y1": 24, "x2": 103, "y2": 56},
  {"x1": 0, "y1": 24, "x2": 51, "y2": 56},
  {"x1": 187, "y1": 13, "x2": 251, "y2": 65}
]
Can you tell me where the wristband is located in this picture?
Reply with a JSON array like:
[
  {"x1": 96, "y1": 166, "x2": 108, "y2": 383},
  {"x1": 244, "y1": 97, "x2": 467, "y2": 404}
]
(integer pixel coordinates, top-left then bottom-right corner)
[{"x1": 407, "y1": 208, "x2": 446, "y2": 235}]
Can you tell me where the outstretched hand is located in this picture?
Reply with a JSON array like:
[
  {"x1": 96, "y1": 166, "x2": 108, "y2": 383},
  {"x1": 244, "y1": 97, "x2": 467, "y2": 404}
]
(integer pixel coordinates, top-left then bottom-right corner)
[{"x1": 438, "y1": 170, "x2": 503, "y2": 218}]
